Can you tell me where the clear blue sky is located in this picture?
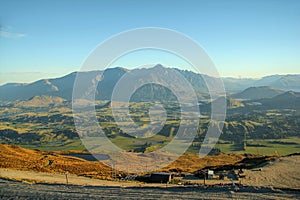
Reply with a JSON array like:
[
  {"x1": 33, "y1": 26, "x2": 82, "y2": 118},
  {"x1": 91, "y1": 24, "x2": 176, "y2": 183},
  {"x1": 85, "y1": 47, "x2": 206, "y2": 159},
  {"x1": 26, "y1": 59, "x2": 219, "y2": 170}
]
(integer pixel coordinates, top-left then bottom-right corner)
[{"x1": 1, "y1": 0, "x2": 300, "y2": 85}]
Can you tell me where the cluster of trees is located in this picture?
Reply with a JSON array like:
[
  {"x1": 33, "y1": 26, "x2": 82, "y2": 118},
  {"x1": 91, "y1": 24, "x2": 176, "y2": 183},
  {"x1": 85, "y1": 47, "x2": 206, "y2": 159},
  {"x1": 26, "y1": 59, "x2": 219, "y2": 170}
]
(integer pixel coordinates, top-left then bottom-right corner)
[{"x1": 0, "y1": 129, "x2": 42, "y2": 144}]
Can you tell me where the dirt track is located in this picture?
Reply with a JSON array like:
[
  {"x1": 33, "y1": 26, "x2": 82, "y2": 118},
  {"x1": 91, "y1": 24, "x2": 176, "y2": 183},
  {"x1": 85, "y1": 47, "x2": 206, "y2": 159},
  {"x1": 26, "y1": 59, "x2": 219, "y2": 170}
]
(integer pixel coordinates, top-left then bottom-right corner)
[
  {"x1": 0, "y1": 167, "x2": 300, "y2": 199},
  {"x1": 0, "y1": 168, "x2": 156, "y2": 187},
  {"x1": 1, "y1": 178, "x2": 299, "y2": 200}
]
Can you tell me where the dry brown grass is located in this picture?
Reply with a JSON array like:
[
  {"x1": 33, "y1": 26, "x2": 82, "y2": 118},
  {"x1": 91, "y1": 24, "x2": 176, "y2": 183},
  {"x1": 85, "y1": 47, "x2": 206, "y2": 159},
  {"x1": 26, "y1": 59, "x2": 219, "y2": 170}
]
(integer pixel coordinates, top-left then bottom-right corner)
[
  {"x1": 1, "y1": 144, "x2": 299, "y2": 190},
  {"x1": 53, "y1": 150, "x2": 247, "y2": 173},
  {"x1": 161, "y1": 153, "x2": 245, "y2": 172},
  {"x1": 0, "y1": 144, "x2": 113, "y2": 180},
  {"x1": 0, "y1": 144, "x2": 272, "y2": 176}
]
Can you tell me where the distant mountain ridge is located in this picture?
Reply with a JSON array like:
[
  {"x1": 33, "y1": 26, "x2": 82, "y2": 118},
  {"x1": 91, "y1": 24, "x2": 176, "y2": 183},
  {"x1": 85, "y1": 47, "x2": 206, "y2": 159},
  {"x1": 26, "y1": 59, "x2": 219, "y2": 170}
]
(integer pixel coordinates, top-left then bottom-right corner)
[
  {"x1": 0, "y1": 65, "x2": 299, "y2": 102},
  {"x1": 223, "y1": 74, "x2": 300, "y2": 91},
  {"x1": 248, "y1": 91, "x2": 300, "y2": 109},
  {"x1": 231, "y1": 86, "x2": 284, "y2": 100}
]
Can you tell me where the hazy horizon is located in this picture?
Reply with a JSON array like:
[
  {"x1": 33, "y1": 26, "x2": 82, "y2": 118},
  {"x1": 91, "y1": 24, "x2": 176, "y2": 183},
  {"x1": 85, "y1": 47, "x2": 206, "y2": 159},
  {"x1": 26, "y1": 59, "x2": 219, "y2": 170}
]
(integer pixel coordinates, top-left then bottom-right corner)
[{"x1": 1, "y1": 64, "x2": 300, "y2": 86}]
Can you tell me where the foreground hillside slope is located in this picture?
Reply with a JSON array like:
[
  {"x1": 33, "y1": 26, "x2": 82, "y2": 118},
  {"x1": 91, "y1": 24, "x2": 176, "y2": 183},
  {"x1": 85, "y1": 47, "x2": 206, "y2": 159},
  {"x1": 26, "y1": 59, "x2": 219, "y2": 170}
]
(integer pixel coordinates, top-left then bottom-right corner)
[
  {"x1": 0, "y1": 144, "x2": 246, "y2": 174},
  {"x1": 243, "y1": 155, "x2": 300, "y2": 189},
  {"x1": 0, "y1": 144, "x2": 113, "y2": 179},
  {"x1": 1, "y1": 144, "x2": 299, "y2": 190}
]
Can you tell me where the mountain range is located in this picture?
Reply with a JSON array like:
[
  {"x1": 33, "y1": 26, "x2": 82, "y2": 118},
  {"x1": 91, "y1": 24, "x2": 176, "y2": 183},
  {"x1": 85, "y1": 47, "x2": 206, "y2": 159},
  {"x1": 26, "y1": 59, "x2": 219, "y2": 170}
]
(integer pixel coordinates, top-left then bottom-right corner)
[
  {"x1": 223, "y1": 74, "x2": 300, "y2": 91},
  {"x1": 0, "y1": 65, "x2": 299, "y2": 102}
]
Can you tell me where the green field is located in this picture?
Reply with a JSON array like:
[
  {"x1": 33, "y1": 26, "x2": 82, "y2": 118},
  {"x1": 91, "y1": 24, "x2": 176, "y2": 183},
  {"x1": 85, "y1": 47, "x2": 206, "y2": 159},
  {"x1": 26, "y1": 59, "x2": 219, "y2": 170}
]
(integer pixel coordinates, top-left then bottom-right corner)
[
  {"x1": 215, "y1": 137, "x2": 300, "y2": 156},
  {"x1": 0, "y1": 101, "x2": 299, "y2": 156}
]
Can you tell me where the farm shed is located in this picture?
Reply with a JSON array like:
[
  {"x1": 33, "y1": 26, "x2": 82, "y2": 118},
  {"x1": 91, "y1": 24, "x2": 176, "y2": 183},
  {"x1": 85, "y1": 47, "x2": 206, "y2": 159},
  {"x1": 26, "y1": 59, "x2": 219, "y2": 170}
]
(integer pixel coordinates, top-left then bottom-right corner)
[
  {"x1": 148, "y1": 172, "x2": 174, "y2": 183},
  {"x1": 207, "y1": 170, "x2": 214, "y2": 179}
]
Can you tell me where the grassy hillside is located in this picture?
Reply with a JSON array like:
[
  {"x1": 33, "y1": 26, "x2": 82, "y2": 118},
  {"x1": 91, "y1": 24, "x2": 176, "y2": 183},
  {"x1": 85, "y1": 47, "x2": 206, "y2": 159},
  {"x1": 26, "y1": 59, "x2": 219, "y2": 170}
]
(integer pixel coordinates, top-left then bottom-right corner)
[
  {"x1": 0, "y1": 144, "x2": 113, "y2": 179},
  {"x1": 0, "y1": 96, "x2": 299, "y2": 156},
  {"x1": 15, "y1": 95, "x2": 66, "y2": 108}
]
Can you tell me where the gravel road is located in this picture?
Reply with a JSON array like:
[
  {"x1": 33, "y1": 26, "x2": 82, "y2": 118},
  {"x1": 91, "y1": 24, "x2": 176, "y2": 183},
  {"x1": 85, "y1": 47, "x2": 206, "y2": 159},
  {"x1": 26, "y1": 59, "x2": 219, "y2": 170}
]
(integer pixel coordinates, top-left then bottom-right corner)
[{"x1": 1, "y1": 178, "x2": 299, "y2": 200}]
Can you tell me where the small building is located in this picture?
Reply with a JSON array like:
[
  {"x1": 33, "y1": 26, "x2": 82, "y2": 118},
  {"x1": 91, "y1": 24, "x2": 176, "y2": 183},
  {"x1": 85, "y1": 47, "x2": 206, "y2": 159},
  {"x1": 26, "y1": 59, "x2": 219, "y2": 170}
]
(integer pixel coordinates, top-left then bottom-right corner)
[
  {"x1": 148, "y1": 172, "x2": 174, "y2": 183},
  {"x1": 207, "y1": 170, "x2": 214, "y2": 179}
]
